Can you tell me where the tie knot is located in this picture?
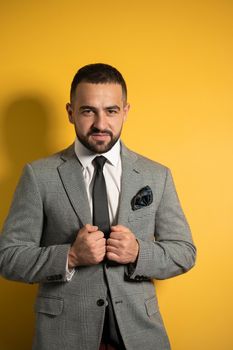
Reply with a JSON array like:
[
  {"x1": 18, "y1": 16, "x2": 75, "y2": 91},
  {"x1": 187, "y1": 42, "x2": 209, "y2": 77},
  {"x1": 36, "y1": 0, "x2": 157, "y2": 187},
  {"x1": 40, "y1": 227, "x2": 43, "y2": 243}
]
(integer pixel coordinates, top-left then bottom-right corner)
[{"x1": 93, "y1": 156, "x2": 107, "y2": 171}]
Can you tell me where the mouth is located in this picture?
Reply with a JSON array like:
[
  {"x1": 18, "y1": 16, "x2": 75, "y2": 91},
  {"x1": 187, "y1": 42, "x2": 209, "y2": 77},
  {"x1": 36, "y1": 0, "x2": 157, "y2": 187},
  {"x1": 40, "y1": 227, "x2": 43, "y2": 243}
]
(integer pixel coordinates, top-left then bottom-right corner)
[{"x1": 90, "y1": 133, "x2": 111, "y2": 142}]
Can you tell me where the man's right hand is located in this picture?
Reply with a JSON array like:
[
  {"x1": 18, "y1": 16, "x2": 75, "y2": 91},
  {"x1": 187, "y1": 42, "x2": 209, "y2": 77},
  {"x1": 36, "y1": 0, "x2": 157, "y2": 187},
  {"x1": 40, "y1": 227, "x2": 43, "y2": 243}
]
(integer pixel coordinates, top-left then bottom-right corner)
[{"x1": 68, "y1": 224, "x2": 106, "y2": 269}]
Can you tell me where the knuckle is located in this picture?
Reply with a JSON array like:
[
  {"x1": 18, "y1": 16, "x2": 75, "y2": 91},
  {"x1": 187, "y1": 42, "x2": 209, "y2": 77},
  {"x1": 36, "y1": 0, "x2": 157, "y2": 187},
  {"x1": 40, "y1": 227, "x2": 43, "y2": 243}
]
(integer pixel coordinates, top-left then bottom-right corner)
[
  {"x1": 94, "y1": 255, "x2": 103, "y2": 264},
  {"x1": 106, "y1": 252, "x2": 112, "y2": 259},
  {"x1": 83, "y1": 235, "x2": 89, "y2": 244},
  {"x1": 93, "y1": 257, "x2": 99, "y2": 264},
  {"x1": 121, "y1": 241, "x2": 127, "y2": 249},
  {"x1": 89, "y1": 243, "x2": 96, "y2": 252}
]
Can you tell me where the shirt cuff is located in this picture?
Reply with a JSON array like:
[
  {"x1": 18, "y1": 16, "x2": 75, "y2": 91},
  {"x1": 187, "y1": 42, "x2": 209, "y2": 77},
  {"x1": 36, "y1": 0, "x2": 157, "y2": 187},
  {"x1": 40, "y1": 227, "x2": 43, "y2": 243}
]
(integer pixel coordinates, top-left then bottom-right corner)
[{"x1": 66, "y1": 255, "x2": 75, "y2": 281}]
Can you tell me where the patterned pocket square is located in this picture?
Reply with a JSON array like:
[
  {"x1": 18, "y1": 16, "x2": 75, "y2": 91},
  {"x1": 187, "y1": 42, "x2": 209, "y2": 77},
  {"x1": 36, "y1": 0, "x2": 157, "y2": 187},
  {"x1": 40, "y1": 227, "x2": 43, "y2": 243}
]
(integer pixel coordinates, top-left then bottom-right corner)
[{"x1": 131, "y1": 185, "x2": 153, "y2": 211}]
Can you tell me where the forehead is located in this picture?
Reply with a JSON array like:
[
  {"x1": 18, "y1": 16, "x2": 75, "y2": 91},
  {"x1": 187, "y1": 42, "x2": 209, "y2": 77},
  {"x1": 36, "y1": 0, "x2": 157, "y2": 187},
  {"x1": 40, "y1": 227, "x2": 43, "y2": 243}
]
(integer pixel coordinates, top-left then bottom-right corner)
[{"x1": 73, "y1": 82, "x2": 124, "y2": 106}]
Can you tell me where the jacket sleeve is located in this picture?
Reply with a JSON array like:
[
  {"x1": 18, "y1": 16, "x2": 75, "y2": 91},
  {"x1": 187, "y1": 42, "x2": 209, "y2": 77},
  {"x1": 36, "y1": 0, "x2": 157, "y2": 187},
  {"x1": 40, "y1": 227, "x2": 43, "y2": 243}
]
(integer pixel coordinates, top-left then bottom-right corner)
[
  {"x1": 126, "y1": 168, "x2": 196, "y2": 281},
  {"x1": 0, "y1": 164, "x2": 70, "y2": 284}
]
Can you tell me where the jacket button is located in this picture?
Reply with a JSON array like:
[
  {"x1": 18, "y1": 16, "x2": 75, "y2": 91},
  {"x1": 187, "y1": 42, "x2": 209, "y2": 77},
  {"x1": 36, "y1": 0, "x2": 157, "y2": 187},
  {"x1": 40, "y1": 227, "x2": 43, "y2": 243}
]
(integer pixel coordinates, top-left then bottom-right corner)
[{"x1": 97, "y1": 299, "x2": 105, "y2": 306}]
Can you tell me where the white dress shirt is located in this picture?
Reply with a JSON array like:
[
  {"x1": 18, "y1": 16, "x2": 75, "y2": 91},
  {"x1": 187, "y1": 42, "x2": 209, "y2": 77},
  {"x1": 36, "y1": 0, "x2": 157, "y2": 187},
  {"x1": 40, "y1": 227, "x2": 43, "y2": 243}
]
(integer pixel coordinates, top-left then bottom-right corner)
[
  {"x1": 74, "y1": 137, "x2": 122, "y2": 225},
  {"x1": 66, "y1": 138, "x2": 122, "y2": 279}
]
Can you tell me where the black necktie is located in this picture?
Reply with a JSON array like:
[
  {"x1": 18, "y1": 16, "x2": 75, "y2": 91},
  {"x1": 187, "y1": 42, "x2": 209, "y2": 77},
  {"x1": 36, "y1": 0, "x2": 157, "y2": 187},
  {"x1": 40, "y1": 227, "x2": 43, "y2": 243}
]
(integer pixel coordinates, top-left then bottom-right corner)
[
  {"x1": 92, "y1": 156, "x2": 110, "y2": 238},
  {"x1": 92, "y1": 156, "x2": 125, "y2": 349}
]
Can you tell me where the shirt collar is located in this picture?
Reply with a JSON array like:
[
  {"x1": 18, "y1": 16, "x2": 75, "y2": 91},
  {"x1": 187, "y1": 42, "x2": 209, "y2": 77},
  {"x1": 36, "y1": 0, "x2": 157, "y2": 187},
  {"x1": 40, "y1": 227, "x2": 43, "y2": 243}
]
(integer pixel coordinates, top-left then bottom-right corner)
[{"x1": 74, "y1": 137, "x2": 121, "y2": 169}]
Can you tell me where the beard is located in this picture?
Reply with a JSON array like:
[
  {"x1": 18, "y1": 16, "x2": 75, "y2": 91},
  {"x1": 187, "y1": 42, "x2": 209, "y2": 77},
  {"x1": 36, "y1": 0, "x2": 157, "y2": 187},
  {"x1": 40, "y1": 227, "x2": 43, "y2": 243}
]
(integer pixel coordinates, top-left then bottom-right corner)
[{"x1": 76, "y1": 127, "x2": 121, "y2": 154}]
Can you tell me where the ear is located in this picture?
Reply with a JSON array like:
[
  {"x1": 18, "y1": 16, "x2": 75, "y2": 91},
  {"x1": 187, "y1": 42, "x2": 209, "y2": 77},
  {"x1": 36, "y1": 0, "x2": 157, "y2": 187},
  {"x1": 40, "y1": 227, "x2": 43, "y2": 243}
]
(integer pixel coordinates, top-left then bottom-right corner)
[
  {"x1": 123, "y1": 103, "x2": 130, "y2": 122},
  {"x1": 66, "y1": 103, "x2": 74, "y2": 124}
]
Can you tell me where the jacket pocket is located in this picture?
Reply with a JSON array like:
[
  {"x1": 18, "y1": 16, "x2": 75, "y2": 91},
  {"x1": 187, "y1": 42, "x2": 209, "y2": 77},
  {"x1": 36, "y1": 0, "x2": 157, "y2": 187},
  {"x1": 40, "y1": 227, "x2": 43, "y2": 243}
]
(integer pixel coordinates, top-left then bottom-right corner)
[
  {"x1": 35, "y1": 295, "x2": 63, "y2": 316},
  {"x1": 145, "y1": 295, "x2": 159, "y2": 317},
  {"x1": 128, "y1": 206, "x2": 154, "y2": 222}
]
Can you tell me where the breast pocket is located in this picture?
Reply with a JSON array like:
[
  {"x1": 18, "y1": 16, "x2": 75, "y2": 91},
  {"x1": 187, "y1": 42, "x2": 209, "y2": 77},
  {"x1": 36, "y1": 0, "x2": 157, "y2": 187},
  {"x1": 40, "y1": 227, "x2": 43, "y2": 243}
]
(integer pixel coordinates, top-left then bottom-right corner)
[
  {"x1": 128, "y1": 206, "x2": 155, "y2": 222},
  {"x1": 127, "y1": 206, "x2": 156, "y2": 240}
]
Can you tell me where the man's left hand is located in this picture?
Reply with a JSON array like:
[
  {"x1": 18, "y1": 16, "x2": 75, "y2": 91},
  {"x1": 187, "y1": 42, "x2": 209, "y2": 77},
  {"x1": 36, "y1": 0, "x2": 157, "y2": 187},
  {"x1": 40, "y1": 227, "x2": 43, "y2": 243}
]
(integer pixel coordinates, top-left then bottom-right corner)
[{"x1": 106, "y1": 225, "x2": 139, "y2": 264}]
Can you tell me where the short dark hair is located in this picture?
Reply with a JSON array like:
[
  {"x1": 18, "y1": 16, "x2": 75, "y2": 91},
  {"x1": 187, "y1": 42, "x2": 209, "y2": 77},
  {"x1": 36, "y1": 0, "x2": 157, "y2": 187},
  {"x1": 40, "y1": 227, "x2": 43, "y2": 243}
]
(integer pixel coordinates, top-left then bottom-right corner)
[{"x1": 70, "y1": 63, "x2": 127, "y2": 103}]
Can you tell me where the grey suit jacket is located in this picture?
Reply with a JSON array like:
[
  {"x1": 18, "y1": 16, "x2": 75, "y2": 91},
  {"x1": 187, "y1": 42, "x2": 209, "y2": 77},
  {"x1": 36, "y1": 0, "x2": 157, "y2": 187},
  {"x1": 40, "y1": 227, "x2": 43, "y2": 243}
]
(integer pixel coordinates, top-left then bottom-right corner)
[{"x1": 0, "y1": 143, "x2": 196, "y2": 350}]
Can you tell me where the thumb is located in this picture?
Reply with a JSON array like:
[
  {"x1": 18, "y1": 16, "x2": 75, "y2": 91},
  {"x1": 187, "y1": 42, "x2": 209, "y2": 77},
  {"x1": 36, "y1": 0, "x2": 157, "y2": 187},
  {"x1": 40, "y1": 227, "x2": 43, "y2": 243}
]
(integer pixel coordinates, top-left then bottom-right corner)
[
  {"x1": 85, "y1": 224, "x2": 98, "y2": 232},
  {"x1": 111, "y1": 224, "x2": 127, "y2": 232}
]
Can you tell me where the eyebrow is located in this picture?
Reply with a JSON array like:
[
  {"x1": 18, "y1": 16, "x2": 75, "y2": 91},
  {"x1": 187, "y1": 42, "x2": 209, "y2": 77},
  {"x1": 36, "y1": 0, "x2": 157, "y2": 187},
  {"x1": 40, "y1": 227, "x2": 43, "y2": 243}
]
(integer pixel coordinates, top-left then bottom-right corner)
[
  {"x1": 106, "y1": 105, "x2": 121, "y2": 111},
  {"x1": 79, "y1": 105, "x2": 96, "y2": 111},
  {"x1": 79, "y1": 105, "x2": 121, "y2": 111}
]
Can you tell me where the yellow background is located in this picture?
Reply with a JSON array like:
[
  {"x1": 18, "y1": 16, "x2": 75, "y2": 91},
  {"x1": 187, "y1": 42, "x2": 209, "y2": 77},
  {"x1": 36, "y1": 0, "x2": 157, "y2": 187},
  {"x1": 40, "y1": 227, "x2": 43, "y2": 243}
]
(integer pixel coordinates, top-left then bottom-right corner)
[{"x1": 0, "y1": 1, "x2": 233, "y2": 349}]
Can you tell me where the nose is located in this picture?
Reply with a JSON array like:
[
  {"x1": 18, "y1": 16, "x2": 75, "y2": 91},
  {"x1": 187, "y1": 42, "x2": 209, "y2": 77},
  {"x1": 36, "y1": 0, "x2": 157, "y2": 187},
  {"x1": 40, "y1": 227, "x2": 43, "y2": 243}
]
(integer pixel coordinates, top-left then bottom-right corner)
[{"x1": 93, "y1": 112, "x2": 108, "y2": 131}]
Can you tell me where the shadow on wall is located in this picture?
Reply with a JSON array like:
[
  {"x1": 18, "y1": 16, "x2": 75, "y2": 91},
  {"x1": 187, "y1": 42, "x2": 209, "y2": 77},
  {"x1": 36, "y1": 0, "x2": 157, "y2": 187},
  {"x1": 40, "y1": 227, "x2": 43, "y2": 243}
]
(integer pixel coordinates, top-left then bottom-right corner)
[
  {"x1": 0, "y1": 95, "x2": 53, "y2": 219},
  {"x1": 0, "y1": 95, "x2": 54, "y2": 350}
]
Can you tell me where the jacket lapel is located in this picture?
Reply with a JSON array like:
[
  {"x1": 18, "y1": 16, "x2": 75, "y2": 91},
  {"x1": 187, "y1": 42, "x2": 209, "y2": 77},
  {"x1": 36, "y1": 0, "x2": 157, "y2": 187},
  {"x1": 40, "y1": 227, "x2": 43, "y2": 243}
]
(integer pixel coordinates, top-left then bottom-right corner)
[
  {"x1": 57, "y1": 143, "x2": 143, "y2": 227},
  {"x1": 57, "y1": 144, "x2": 92, "y2": 226},
  {"x1": 117, "y1": 144, "x2": 143, "y2": 225}
]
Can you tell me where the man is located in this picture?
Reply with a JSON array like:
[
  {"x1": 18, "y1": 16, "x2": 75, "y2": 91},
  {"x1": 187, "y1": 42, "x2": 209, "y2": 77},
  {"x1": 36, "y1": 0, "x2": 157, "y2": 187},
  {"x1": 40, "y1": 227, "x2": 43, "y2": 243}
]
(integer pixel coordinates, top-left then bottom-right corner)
[{"x1": 0, "y1": 63, "x2": 196, "y2": 350}]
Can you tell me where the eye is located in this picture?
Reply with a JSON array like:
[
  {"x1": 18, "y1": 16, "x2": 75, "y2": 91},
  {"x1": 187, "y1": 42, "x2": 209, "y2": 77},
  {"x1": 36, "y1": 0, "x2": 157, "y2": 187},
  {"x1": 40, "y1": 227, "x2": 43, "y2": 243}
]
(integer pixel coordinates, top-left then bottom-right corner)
[
  {"x1": 81, "y1": 109, "x2": 95, "y2": 116},
  {"x1": 107, "y1": 109, "x2": 118, "y2": 115}
]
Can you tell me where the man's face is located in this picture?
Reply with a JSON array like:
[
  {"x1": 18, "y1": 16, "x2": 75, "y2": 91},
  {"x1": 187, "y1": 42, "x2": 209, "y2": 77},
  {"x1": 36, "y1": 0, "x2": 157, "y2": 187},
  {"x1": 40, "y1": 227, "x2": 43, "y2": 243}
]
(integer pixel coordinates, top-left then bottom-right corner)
[{"x1": 66, "y1": 82, "x2": 130, "y2": 153}]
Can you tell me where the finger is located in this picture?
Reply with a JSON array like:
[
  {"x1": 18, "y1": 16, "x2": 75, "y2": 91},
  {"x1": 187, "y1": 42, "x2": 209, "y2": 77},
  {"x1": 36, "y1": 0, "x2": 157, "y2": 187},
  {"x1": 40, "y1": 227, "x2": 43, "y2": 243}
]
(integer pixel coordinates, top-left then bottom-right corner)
[
  {"x1": 96, "y1": 244, "x2": 107, "y2": 256},
  {"x1": 96, "y1": 244, "x2": 106, "y2": 254},
  {"x1": 106, "y1": 244, "x2": 119, "y2": 253},
  {"x1": 106, "y1": 251, "x2": 121, "y2": 262},
  {"x1": 109, "y1": 231, "x2": 127, "y2": 240},
  {"x1": 85, "y1": 224, "x2": 98, "y2": 232},
  {"x1": 111, "y1": 225, "x2": 129, "y2": 232},
  {"x1": 96, "y1": 238, "x2": 106, "y2": 247},
  {"x1": 107, "y1": 238, "x2": 120, "y2": 247},
  {"x1": 90, "y1": 231, "x2": 105, "y2": 240}
]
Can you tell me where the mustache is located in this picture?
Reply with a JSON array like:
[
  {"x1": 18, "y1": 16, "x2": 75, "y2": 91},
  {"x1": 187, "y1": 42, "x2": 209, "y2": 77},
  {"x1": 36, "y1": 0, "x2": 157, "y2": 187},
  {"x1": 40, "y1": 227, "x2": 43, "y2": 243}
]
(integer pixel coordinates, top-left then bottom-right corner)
[{"x1": 87, "y1": 128, "x2": 113, "y2": 137}]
